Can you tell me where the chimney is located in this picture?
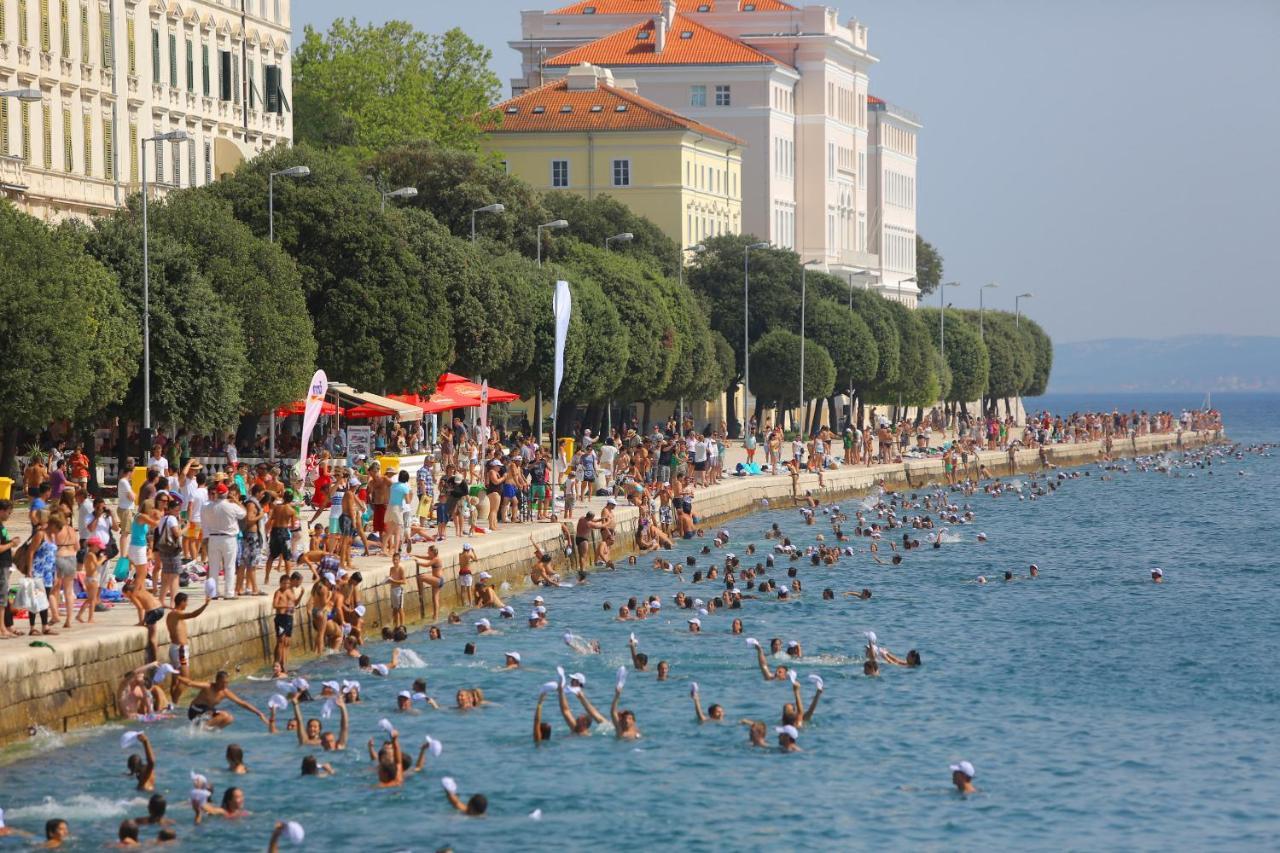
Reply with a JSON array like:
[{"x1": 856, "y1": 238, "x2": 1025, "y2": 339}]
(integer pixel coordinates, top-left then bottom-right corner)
[
  {"x1": 662, "y1": 0, "x2": 676, "y2": 25},
  {"x1": 656, "y1": 16, "x2": 667, "y2": 53},
  {"x1": 566, "y1": 62, "x2": 603, "y2": 90}
]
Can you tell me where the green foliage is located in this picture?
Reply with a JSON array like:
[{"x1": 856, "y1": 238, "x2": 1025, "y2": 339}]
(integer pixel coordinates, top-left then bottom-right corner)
[
  {"x1": 968, "y1": 310, "x2": 1033, "y2": 400},
  {"x1": 748, "y1": 329, "x2": 835, "y2": 409},
  {"x1": 294, "y1": 20, "x2": 500, "y2": 156},
  {"x1": 918, "y1": 307, "x2": 989, "y2": 403},
  {"x1": 0, "y1": 204, "x2": 139, "y2": 432},
  {"x1": 143, "y1": 190, "x2": 315, "y2": 413},
  {"x1": 559, "y1": 277, "x2": 627, "y2": 403},
  {"x1": 1019, "y1": 317, "x2": 1054, "y2": 396},
  {"x1": 542, "y1": 192, "x2": 679, "y2": 275},
  {"x1": 687, "y1": 234, "x2": 801, "y2": 383},
  {"x1": 559, "y1": 241, "x2": 676, "y2": 403},
  {"x1": 915, "y1": 235, "x2": 943, "y2": 297},
  {"x1": 212, "y1": 145, "x2": 451, "y2": 393},
  {"x1": 85, "y1": 215, "x2": 246, "y2": 432},
  {"x1": 868, "y1": 301, "x2": 938, "y2": 406},
  {"x1": 370, "y1": 144, "x2": 550, "y2": 255},
  {"x1": 805, "y1": 297, "x2": 878, "y2": 393}
]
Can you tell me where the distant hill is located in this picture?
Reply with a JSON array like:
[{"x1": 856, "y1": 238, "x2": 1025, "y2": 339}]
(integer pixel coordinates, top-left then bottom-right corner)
[{"x1": 1048, "y1": 335, "x2": 1280, "y2": 393}]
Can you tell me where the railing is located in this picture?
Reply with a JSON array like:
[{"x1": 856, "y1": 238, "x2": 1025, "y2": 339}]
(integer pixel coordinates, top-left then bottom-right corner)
[{"x1": 0, "y1": 155, "x2": 28, "y2": 190}]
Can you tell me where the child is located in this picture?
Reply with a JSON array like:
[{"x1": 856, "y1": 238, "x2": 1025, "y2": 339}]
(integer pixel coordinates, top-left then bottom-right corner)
[
  {"x1": 388, "y1": 552, "x2": 406, "y2": 629},
  {"x1": 561, "y1": 479, "x2": 575, "y2": 521},
  {"x1": 457, "y1": 544, "x2": 475, "y2": 606}
]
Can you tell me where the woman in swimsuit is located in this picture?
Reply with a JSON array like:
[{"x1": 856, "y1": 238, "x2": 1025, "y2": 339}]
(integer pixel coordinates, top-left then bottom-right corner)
[{"x1": 484, "y1": 461, "x2": 503, "y2": 532}]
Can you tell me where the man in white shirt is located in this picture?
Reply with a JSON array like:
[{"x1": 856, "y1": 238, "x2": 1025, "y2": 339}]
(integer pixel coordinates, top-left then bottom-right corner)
[
  {"x1": 693, "y1": 436, "x2": 709, "y2": 486},
  {"x1": 117, "y1": 458, "x2": 137, "y2": 535},
  {"x1": 147, "y1": 445, "x2": 169, "y2": 476},
  {"x1": 202, "y1": 483, "x2": 246, "y2": 599},
  {"x1": 223, "y1": 439, "x2": 239, "y2": 467},
  {"x1": 181, "y1": 462, "x2": 209, "y2": 563},
  {"x1": 598, "y1": 440, "x2": 618, "y2": 491}
]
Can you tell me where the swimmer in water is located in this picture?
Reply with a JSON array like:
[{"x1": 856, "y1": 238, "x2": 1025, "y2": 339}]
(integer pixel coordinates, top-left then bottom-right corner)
[
  {"x1": 951, "y1": 760, "x2": 977, "y2": 794},
  {"x1": 844, "y1": 588, "x2": 873, "y2": 600},
  {"x1": 611, "y1": 678, "x2": 642, "y2": 739},
  {"x1": 441, "y1": 778, "x2": 487, "y2": 816},
  {"x1": 776, "y1": 724, "x2": 801, "y2": 752},
  {"x1": 748, "y1": 639, "x2": 790, "y2": 681},
  {"x1": 177, "y1": 671, "x2": 269, "y2": 730},
  {"x1": 690, "y1": 682, "x2": 724, "y2": 722},
  {"x1": 225, "y1": 743, "x2": 247, "y2": 774},
  {"x1": 1151, "y1": 567, "x2": 1164, "y2": 583},
  {"x1": 292, "y1": 692, "x2": 348, "y2": 750},
  {"x1": 880, "y1": 648, "x2": 922, "y2": 667},
  {"x1": 125, "y1": 732, "x2": 157, "y2": 791},
  {"x1": 627, "y1": 635, "x2": 649, "y2": 672}
]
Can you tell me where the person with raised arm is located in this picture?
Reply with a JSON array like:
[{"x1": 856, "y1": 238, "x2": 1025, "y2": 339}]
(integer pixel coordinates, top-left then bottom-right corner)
[
  {"x1": 690, "y1": 682, "x2": 724, "y2": 723},
  {"x1": 610, "y1": 667, "x2": 641, "y2": 739}
]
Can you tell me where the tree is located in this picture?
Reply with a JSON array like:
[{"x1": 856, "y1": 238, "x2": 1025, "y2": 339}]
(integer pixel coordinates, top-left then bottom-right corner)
[
  {"x1": 870, "y1": 301, "x2": 939, "y2": 407},
  {"x1": 85, "y1": 215, "x2": 247, "y2": 433},
  {"x1": 969, "y1": 311, "x2": 1033, "y2": 406},
  {"x1": 371, "y1": 144, "x2": 550, "y2": 255},
  {"x1": 806, "y1": 297, "x2": 878, "y2": 395},
  {"x1": 0, "y1": 204, "x2": 140, "y2": 474},
  {"x1": 542, "y1": 192, "x2": 679, "y2": 275},
  {"x1": 1019, "y1": 317, "x2": 1054, "y2": 397},
  {"x1": 558, "y1": 276, "x2": 627, "y2": 406},
  {"x1": 748, "y1": 329, "x2": 835, "y2": 412},
  {"x1": 145, "y1": 190, "x2": 315, "y2": 414},
  {"x1": 916, "y1": 235, "x2": 943, "y2": 297},
  {"x1": 918, "y1": 308, "x2": 989, "y2": 403},
  {"x1": 213, "y1": 145, "x2": 452, "y2": 393},
  {"x1": 294, "y1": 21, "x2": 501, "y2": 156}
]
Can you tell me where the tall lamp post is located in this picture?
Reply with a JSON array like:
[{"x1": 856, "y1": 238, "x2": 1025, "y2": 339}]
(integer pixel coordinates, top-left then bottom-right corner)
[
  {"x1": 266, "y1": 165, "x2": 311, "y2": 460},
  {"x1": 894, "y1": 277, "x2": 917, "y2": 418},
  {"x1": 1015, "y1": 292, "x2": 1033, "y2": 327},
  {"x1": 380, "y1": 185, "x2": 417, "y2": 213},
  {"x1": 845, "y1": 268, "x2": 875, "y2": 430},
  {"x1": 799, "y1": 259, "x2": 820, "y2": 436},
  {"x1": 470, "y1": 203, "x2": 504, "y2": 241},
  {"x1": 535, "y1": 220, "x2": 569, "y2": 443},
  {"x1": 141, "y1": 129, "x2": 191, "y2": 449},
  {"x1": 979, "y1": 281, "x2": 999, "y2": 340},
  {"x1": 939, "y1": 280, "x2": 960, "y2": 361},
  {"x1": 676, "y1": 244, "x2": 705, "y2": 431},
  {"x1": 742, "y1": 242, "x2": 770, "y2": 438}
]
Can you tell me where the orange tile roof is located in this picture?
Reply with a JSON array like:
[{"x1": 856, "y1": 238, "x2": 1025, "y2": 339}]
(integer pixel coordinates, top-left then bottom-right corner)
[
  {"x1": 482, "y1": 78, "x2": 744, "y2": 145},
  {"x1": 545, "y1": 14, "x2": 784, "y2": 68},
  {"x1": 867, "y1": 95, "x2": 885, "y2": 105},
  {"x1": 550, "y1": 0, "x2": 795, "y2": 14}
]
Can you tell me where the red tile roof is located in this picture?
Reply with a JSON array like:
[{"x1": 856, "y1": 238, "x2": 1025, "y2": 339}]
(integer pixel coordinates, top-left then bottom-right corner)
[
  {"x1": 545, "y1": 14, "x2": 784, "y2": 68},
  {"x1": 550, "y1": 0, "x2": 795, "y2": 14},
  {"x1": 867, "y1": 95, "x2": 885, "y2": 106},
  {"x1": 482, "y1": 78, "x2": 744, "y2": 145}
]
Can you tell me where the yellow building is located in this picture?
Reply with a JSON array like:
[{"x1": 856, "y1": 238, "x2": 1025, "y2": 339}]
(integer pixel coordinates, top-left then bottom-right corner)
[{"x1": 481, "y1": 62, "x2": 742, "y2": 248}]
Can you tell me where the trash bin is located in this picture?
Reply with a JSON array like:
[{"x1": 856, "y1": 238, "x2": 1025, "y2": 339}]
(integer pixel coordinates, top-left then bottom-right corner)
[
  {"x1": 130, "y1": 466, "x2": 149, "y2": 501},
  {"x1": 0, "y1": 477, "x2": 12, "y2": 501}
]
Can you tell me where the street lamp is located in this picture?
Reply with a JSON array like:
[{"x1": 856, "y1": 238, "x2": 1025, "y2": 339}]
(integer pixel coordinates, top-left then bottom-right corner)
[
  {"x1": 1015, "y1": 292, "x2": 1034, "y2": 327},
  {"x1": 380, "y1": 185, "x2": 417, "y2": 213},
  {"x1": 268, "y1": 165, "x2": 310, "y2": 243},
  {"x1": 470, "y1": 202, "x2": 505, "y2": 241},
  {"x1": 536, "y1": 219, "x2": 569, "y2": 266},
  {"x1": 0, "y1": 89, "x2": 42, "y2": 102},
  {"x1": 605, "y1": 232, "x2": 633, "y2": 250},
  {"x1": 844, "y1": 268, "x2": 876, "y2": 430},
  {"x1": 141, "y1": 129, "x2": 191, "y2": 448},
  {"x1": 897, "y1": 276, "x2": 917, "y2": 306},
  {"x1": 742, "y1": 241, "x2": 770, "y2": 437},
  {"x1": 979, "y1": 281, "x2": 999, "y2": 340},
  {"x1": 939, "y1": 280, "x2": 960, "y2": 361},
  {"x1": 799, "y1": 259, "x2": 820, "y2": 436},
  {"x1": 678, "y1": 243, "x2": 704, "y2": 289}
]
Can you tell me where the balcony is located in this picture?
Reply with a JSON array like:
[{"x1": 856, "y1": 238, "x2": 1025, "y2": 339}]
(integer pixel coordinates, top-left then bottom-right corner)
[
  {"x1": 836, "y1": 249, "x2": 879, "y2": 271},
  {"x1": 0, "y1": 156, "x2": 29, "y2": 193}
]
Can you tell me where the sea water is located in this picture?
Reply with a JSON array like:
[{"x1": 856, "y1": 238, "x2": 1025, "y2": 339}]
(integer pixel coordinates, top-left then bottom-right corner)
[{"x1": 1, "y1": 393, "x2": 1277, "y2": 851}]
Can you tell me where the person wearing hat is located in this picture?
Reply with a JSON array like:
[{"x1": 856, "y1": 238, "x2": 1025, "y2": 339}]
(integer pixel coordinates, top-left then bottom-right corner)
[
  {"x1": 503, "y1": 652, "x2": 521, "y2": 669},
  {"x1": 202, "y1": 483, "x2": 245, "y2": 600},
  {"x1": 950, "y1": 760, "x2": 977, "y2": 793}
]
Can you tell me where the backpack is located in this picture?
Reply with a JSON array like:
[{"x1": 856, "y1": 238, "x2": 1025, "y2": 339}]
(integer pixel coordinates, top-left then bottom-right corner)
[{"x1": 156, "y1": 516, "x2": 182, "y2": 556}]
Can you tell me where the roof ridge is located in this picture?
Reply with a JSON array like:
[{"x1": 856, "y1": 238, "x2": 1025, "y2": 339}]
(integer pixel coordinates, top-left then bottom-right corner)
[{"x1": 543, "y1": 11, "x2": 783, "y2": 68}]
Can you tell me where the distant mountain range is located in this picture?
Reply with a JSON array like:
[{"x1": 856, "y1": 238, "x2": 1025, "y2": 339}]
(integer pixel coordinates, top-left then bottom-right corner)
[{"x1": 1048, "y1": 335, "x2": 1280, "y2": 393}]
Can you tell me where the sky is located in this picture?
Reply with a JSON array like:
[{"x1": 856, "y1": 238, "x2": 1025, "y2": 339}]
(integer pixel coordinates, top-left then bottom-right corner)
[{"x1": 294, "y1": 0, "x2": 1280, "y2": 344}]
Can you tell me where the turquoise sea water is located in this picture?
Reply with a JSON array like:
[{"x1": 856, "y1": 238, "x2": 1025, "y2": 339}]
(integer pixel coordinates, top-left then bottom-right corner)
[{"x1": 2, "y1": 393, "x2": 1277, "y2": 851}]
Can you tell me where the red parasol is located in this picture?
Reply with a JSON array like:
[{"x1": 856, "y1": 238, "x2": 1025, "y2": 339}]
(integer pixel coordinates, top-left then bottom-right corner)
[
  {"x1": 345, "y1": 402, "x2": 400, "y2": 419},
  {"x1": 434, "y1": 373, "x2": 520, "y2": 404},
  {"x1": 274, "y1": 400, "x2": 341, "y2": 417}
]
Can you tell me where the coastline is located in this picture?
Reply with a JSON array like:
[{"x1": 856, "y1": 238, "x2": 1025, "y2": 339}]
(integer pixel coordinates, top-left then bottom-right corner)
[{"x1": 0, "y1": 428, "x2": 1221, "y2": 755}]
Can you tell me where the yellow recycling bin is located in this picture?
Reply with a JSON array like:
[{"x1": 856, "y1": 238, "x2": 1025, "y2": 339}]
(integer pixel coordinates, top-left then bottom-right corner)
[
  {"x1": 130, "y1": 466, "x2": 149, "y2": 502},
  {"x1": 0, "y1": 477, "x2": 13, "y2": 501},
  {"x1": 559, "y1": 438, "x2": 574, "y2": 468}
]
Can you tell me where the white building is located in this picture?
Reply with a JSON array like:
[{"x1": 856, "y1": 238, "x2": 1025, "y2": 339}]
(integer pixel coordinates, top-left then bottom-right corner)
[
  {"x1": 510, "y1": 0, "x2": 921, "y2": 305},
  {"x1": 0, "y1": 0, "x2": 293, "y2": 223}
]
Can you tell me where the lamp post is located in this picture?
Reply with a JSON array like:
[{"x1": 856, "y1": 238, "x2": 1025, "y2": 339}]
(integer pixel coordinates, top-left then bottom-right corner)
[
  {"x1": 844, "y1": 268, "x2": 875, "y2": 430},
  {"x1": 470, "y1": 202, "x2": 505, "y2": 241},
  {"x1": 0, "y1": 89, "x2": 42, "y2": 102},
  {"x1": 1015, "y1": 292, "x2": 1033, "y2": 327},
  {"x1": 141, "y1": 129, "x2": 191, "y2": 449},
  {"x1": 535, "y1": 219, "x2": 569, "y2": 443},
  {"x1": 897, "y1": 276, "x2": 917, "y2": 306},
  {"x1": 979, "y1": 282, "x2": 999, "y2": 340},
  {"x1": 268, "y1": 165, "x2": 310, "y2": 243},
  {"x1": 677, "y1": 243, "x2": 704, "y2": 289},
  {"x1": 266, "y1": 164, "x2": 311, "y2": 459},
  {"x1": 939, "y1": 280, "x2": 960, "y2": 361},
  {"x1": 742, "y1": 241, "x2": 770, "y2": 438},
  {"x1": 604, "y1": 232, "x2": 633, "y2": 250},
  {"x1": 380, "y1": 185, "x2": 417, "y2": 213},
  {"x1": 799, "y1": 259, "x2": 820, "y2": 436}
]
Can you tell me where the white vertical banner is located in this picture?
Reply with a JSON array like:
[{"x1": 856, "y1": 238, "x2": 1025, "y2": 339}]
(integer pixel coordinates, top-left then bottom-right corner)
[
  {"x1": 295, "y1": 369, "x2": 327, "y2": 479},
  {"x1": 479, "y1": 380, "x2": 490, "y2": 442},
  {"x1": 551, "y1": 280, "x2": 572, "y2": 489}
]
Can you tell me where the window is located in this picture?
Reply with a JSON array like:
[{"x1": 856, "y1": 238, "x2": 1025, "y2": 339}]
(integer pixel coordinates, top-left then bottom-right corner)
[
  {"x1": 689, "y1": 85, "x2": 706, "y2": 107},
  {"x1": 79, "y1": 4, "x2": 87, "y2": 60},
  {"x1": 63, "y1": 108, "x2": 72, "y2": 171},
  {"x1": 185, "y1": 38, "x2": 193, "y2": 91},
  {"x1": 152, "y1": 29, "x2": 160, "y2": 83},
  {"x1": 265, "y1": 64, "x2": 282, "y2": 113},
  {"x1": 130, "y1": 122, "x2": 138, "y2": 181},
  {"x1": 636, "y1": 30, "x2": 650, "y2": 40},
  {"x1": 100, "y1": 10, "x2": 110, "y2": 67},
  {"x1": 103, "y1": 117, "x2": 113, "y2": 179},
  {"x1": 127, "y1": 19, "x2": 136, "y2": 75},
  {"x1": 857, "y1": 151, "x2": 865, "y2": 189},
  {"x1": 39, "y1": 0, "x2": 49, "y2": 52},
  {"x1": 168, "y1": 33, "x2": 177, "y2": 86},
  {"x1": 41, "y1": 104, "x2": 51, "y2": 168},
  {"x1": 714, "y1": 85, "x2": 731, "y2": 106},
  {"x1": 680, "y1": 30, "x2": 693, "y2": 39},
  {"x1": 203, "y1": 140, "x2": 211, "y2": 183},
  {"x1": 202, "y1": 43, "x2": 210, "y2": 95},
  {"x1": 828, "y1": 142, "x2": 835, "y2": 179},
  {"x1": 81, "y1": 112, "x2": 90, "y2": 175},
  {"x1": 248, "y1": 58, "x2": 256, "y2": 108},
  {"x1": 0, "y1": 2, "x2": 6, "y2": 43},
  {"x1": 219, "y1": 50, "x2": 232, "y2": 100},
  {"x1": 60, "y1": 1, "x2": 69, "y2": 55},
  {"x1": 612, "y1": 159, "x2": 630, "y2": 187},
  {"x1": 20, "y1": 103, "x2": 30, "y2": 163},
  {"x1": 17, "y1": 0, "x2": 28, "y2": 47},
  {"x1": 188, "y1": 140, "x2": 194, "y2": 187},
  {"x1": 551, "y1": 159, "x2": 569, "y2": 188},
  {"x1": 171, "y1": 140, "x2": 180, "y2": 186}
]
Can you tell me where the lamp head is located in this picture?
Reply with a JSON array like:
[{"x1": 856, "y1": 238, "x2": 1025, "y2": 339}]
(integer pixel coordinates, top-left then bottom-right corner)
[
  {"x1": 276, "y1": 165, "x2": 311, "y2": 178},
  {"x1": 387, "y1": 186, "x2": 418, "y2": 199},
  {"x1": 984, "y1": 282, "x2": 1000, "y2": 289},
  {"x1": 156, "y1": 130, "x2": 190, "y2": 142},
  {"x1": 545, "y1": 219, "x2": 569, "y2": 229},
  {"x1": 748, "y1": 241, "x2": 770, "y2": 250},
  {"x1": 7, "y1": 88, "x2": 43, "y2": 102},
  {"x1": 1018, "y1": 292, "x2": 1034, "y2": 298},
  {"x1": 478, "y1": 203, "x2": 505, "y2": 214}
]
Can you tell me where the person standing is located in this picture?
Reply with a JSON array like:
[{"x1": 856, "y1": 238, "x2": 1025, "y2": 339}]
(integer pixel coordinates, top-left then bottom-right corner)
[
  {"x1": 0, "y1": 500, "x2": 19, "y2": 639},
  {"x1": 203, "y1": 484, "x2": 245, "y2": 600},
  {"x1": 367, "y1": 463, "x2": 390, "y2": 553}
]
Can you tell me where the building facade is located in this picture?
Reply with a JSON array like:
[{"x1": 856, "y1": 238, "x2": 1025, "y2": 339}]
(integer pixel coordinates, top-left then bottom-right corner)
[
  {"x1": 510, "y1": 0, "x2": 921, "y2": 306},
  {"x1": 0, "y1": 0, "x2": 293, "y2": 222},
  {"x1": 481, "y1": 62, "x2": 743, "y2": 249}
]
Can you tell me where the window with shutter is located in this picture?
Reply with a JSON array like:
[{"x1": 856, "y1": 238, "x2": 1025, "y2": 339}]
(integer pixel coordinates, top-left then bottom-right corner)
[
  {"x1": 188, "y1": 140, "x2": 194, "y2": 187},
  {"x1": 100, "y1": 10, "x2": 111, "y2": 67},
  {"x1": 20, "y1": 103, "x2": 30, "y2": 163},
  {"x1": 79, "y1": 4, "x2": 88, "y2": 61},
  {"x1": 171, "y1": 141, "x2": 179, "y2": 186},
  {"x1": 185, "y1": 38, "x2": 192, "y2": 90},
  {"x1": 126, "y1": 19, "x2": 135, "y2": 75},
  {"x1": 219, "y1": 50, "x2": 232, "y2": 100},
  {"x1": 17, "y1": 0, "x2": 28, "y2": 47},
  {"x1": 151, "y1": 29, "x2": 160, "y2": 83},
  {"x1": 168, "y1": 33, "x2": 176, "y2": 86},
  {"x1": 155, "y1": 140, "x2": 162, "y2": 182},
  {"x1": 265, "y1": 65, "x2": 281, "y2": 113},
  {"x1": 203, "y1": 140, "x2": 210, "y2": 183},
  {"x1": 39, "y1": 0, "x2": 50, "y2": 52},
  {"x1": 248, "y1": 58, "x2": 255, "y2": 108},
  {"x1": 103, "y1": 118, "x2": 113, "y2": 179},
  {"x1": 129, "y1": 122, "x2": 138, "y2": 181},
  {"x1": 201, "y1": 43, "x2": 209, "y2": 95},
  {"x1": 62, "y1": 108, "x2": 72, "y2": 171},
  {"x1": 81, "y1": 112, "x2": 91, "y2": 176},
  {"x1": 232, "y1": 58, "x2": 240, "y2": 104},
  {"x1": 41, "y1": 104, "x2": 51, "y2": 168},
  {"x1": 0, "y1": 3, "x2": 7, "y2": 43}
]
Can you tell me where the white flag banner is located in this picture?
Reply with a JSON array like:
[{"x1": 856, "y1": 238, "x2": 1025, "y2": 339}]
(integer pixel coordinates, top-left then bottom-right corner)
[
  {"x1": 553, "y1": 280, "x2": 572, "y2": 409},
  {"x1": 296, "y1": 369, "x2": 328, "y2": 478},
  {"x1": 479, "y1": 380, "x2": 489, "y2": 444}
]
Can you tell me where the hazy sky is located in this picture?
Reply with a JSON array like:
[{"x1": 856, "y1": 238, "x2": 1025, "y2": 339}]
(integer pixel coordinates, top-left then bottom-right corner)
[{"x1": 294, "y1": 0, "x2": 1280, "y2": 343}]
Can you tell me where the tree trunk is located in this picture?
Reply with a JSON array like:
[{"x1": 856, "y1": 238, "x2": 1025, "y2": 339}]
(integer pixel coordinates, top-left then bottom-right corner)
[
  {"x1": 0, "y1": 424, "x2": 18, "y2": 480},
  {"x1": 641, "y1": 400, "x2": 652, "y2": 435},
  {"x1": 726, "y1": 384, "x2": 740, "y2": 438}
]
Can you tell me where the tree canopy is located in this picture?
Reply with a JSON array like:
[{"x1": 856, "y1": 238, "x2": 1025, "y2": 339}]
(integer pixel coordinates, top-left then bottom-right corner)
[
  {"x1": 748, "y1": 329, "x2": 835, "y2": 411},
  {"x1": 915, "y1": 235, "x2": 943, "y2": 297}
]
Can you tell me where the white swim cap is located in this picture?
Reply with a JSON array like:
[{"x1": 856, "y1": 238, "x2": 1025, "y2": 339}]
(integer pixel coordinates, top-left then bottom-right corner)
[{"x1": 950, "y1": 760, "x2": 976, "y2": 779}]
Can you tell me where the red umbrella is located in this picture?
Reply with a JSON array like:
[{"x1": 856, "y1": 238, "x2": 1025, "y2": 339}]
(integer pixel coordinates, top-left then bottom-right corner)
[
  {"x1": 419, "y1": 390, "x2": 471, "y2": 414},
  {"x1": 345, "y1": 402, "x2": 399, "y2": 419},
  {"x1": 435, "y1": 374, "x2": 520, "y2": 404},
  {"x1": 274, "y1": 400, "x2": 340, "y2": 417}
]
